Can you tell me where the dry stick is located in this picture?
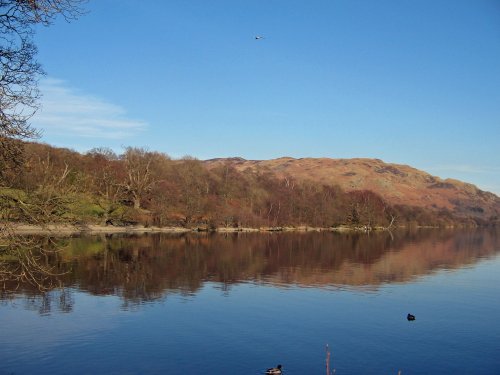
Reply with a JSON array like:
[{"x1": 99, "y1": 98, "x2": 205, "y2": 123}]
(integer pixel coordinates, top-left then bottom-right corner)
[{"x1": 326, "y1": 344, "x2": 330, "y2": 375}]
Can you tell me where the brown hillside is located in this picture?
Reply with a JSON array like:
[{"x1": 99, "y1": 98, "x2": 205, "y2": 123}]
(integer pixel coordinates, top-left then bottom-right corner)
[{"x1": 204, "y1": 157, "x2": 500, "y2": 221}]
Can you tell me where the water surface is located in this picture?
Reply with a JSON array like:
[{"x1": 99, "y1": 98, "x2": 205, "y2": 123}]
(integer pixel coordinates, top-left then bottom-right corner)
[{"x1": 1, "y1": 229, "x2": 499, "y2": 374}]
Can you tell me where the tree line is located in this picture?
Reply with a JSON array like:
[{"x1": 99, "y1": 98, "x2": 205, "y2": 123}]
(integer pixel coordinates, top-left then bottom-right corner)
[{"x1": 1, "y1": 140, "x2": 474, "y2": 229}]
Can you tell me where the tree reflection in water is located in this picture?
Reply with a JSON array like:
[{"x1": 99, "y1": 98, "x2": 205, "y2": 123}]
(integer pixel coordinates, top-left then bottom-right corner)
[
  {"x1": 1, "y1": 229, "x2": 499, "y2": 313},
  {"x1": 0, "y1": 230, "x2": 68, "y2": 293}
]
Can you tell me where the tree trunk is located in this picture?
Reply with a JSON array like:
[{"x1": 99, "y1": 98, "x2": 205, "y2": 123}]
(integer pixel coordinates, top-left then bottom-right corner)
[{"x1": 133, "y1": 196, "x2": 141, "y2": 209}]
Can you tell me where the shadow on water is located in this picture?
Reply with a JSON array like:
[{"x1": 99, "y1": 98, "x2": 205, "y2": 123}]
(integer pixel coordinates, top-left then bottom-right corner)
[{"x1": 2, "y1": 228, "x2": 499, "y2": 312}]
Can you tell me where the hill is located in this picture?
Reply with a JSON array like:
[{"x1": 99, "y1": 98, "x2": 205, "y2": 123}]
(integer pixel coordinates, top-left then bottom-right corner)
[
  {"x1": 204, "y1": 157, "x2": 500, "y2": 222},
  {"x1": 1, "y1": 141, "x2": 499, "y2": 228}
]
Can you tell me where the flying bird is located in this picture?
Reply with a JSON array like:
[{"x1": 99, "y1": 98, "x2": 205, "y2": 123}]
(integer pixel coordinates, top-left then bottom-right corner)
[{"x1": 255, "y1": 35, "x2": 265, "y2": 40}]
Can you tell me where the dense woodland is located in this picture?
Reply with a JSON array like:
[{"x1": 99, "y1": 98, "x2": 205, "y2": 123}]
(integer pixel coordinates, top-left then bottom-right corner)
[{"x1": 0, "y1": 141, "x2": 483, "y2": 229}]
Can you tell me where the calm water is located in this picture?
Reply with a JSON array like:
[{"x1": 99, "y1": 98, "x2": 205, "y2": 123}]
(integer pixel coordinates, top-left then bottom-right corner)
[{"x1": 1, "y1": 229, "x2": 500, "y2": 374}]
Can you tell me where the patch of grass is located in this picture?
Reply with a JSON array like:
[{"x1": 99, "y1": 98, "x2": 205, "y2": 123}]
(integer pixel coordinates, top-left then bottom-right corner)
[
  {"x1": 65, "y1": 195, "x2": 106, "y2": 221},
  {"x1": 0, "y1": 187, "x2": 28, "y2": 200}
]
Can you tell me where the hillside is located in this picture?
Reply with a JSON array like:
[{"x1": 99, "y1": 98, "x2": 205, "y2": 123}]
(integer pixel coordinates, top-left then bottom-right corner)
[
  {"x1": 204, "y1": 157, "x2": 500, "y2": 222},
  {"x1": 2, "y1": 141, "x2": 499, "y2": 228}
]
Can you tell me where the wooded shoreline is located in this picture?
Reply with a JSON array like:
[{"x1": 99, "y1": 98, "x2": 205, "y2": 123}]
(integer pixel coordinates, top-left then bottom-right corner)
[
  {"x1": 6, "y1": 223, "x2": 406, "y2": 236},
  {"x1": 3, "y1": 142, "x2": 497, "y2": 233}
]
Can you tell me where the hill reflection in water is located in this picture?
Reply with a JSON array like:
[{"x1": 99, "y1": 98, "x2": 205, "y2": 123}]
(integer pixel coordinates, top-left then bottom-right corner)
[{"x1": 3, "y1": 229, "x2": 499, "y2": 308}]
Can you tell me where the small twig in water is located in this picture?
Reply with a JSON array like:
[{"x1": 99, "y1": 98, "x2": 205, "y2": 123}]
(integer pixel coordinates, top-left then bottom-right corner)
[{"x1": 325, "y1": 344, "x2": 335, "y2": 375}]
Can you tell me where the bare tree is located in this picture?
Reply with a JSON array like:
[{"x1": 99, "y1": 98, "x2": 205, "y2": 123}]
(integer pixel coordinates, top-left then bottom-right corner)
[
  {"x1": 84, "y1": 148, "x2": 125, "y2": 223},
  {"x1": 1, "y1": 0, "x2": 86, "y2": 291},
  {"x1": 121, "y1": 147, "x2": 161, "y2": 210},
  {"x1": 0, "y1": 0, "x2": 86, "y2": 179}
]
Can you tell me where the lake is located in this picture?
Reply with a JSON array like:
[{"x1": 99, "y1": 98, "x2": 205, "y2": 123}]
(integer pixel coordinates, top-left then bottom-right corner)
[{"x1": 1, "y1": 229, "x2": 499, "y2": 374}]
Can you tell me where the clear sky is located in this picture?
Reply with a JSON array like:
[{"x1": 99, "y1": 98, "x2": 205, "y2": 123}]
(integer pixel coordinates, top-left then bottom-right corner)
[{"x1": 32, "y1": 0, "x2": 500, "y2": 195}]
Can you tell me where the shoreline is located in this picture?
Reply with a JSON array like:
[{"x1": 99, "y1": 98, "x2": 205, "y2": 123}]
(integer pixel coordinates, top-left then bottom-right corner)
[{"x1": 3, "y1": 223, "x2": 394, "y2": 236}]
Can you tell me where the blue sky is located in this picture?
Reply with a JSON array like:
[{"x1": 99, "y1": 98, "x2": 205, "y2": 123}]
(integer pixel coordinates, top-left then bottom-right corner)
[{"x1": 32, "y1": 0, "x2": 500, "y2": 194}]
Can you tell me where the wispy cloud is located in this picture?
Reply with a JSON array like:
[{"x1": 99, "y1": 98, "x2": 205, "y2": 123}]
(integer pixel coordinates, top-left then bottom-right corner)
[{"x1": 33, "y1": 78, "x2": 148, "y2": 139}]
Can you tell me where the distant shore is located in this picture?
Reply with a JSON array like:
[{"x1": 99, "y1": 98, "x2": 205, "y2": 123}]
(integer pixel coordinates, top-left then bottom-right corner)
[{"x1": 4, "y1": 223, "x2": 389, "y2": 236}]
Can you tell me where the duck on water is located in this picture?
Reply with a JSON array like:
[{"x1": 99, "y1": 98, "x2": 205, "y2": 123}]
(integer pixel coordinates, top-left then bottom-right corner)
[{"x1": 266, "y1": 364, "x2": 282, "y2": 374}]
